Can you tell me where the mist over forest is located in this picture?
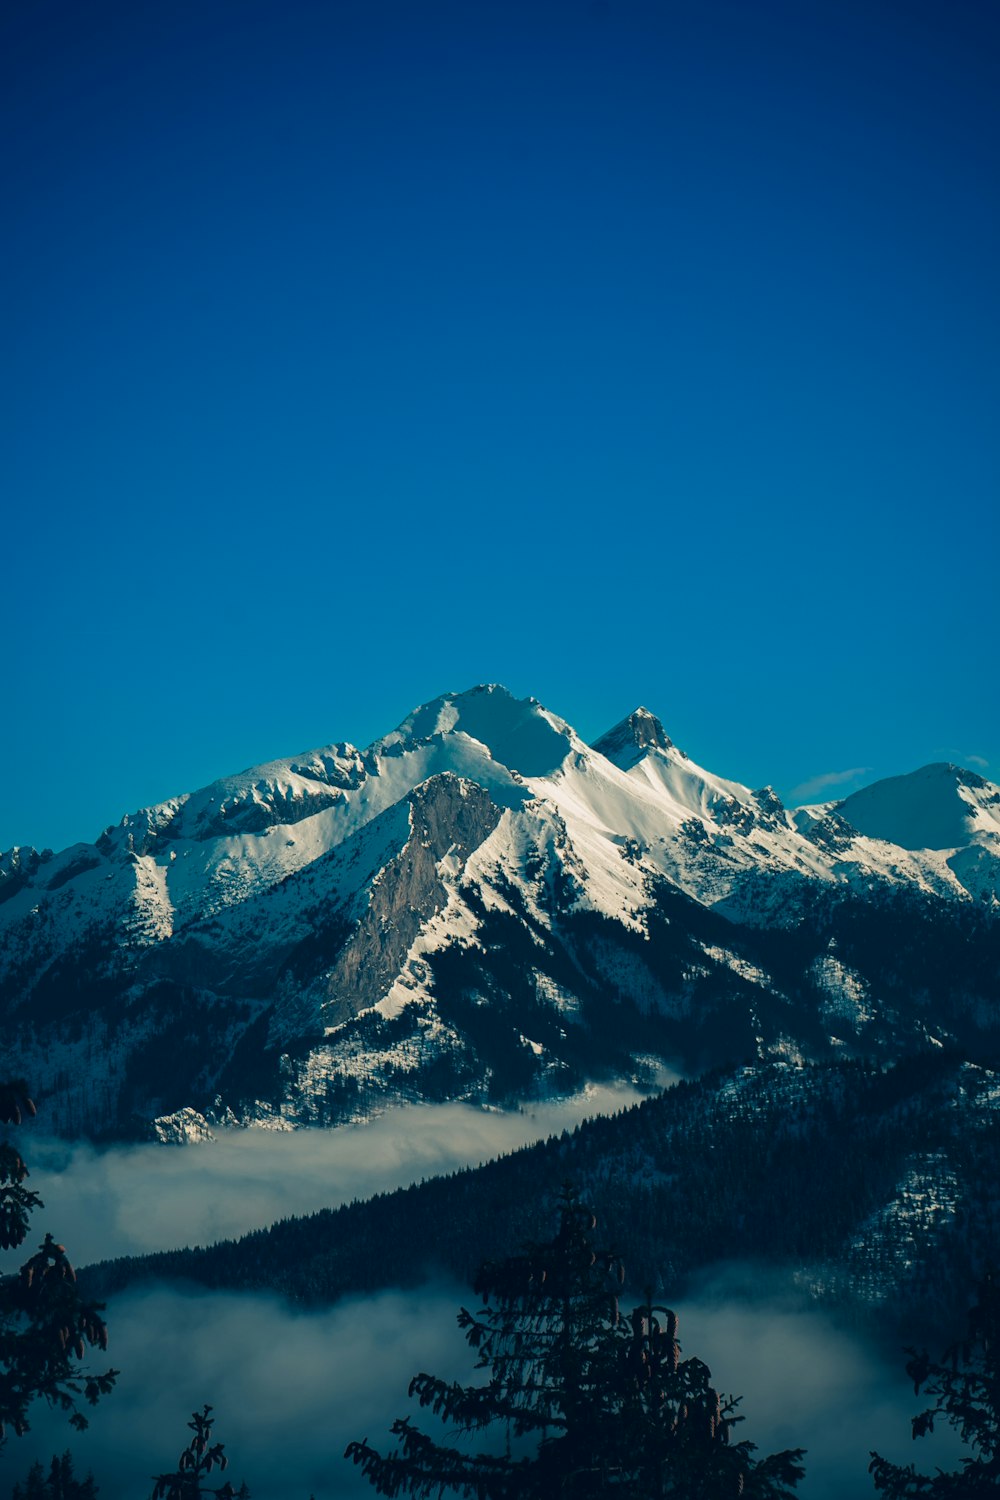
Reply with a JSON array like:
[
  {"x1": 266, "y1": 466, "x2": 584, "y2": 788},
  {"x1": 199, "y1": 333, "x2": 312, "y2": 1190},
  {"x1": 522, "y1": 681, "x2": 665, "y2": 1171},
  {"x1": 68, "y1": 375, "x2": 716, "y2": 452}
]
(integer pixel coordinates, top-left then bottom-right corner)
[
  {"x1": 1, "y1": 1094, "x2": 970, "y2": 1499},
  {"x1": 1, "y1": 1089, "x2": 648, "y2": 1269},
  {"x1": 10, "y1": 1271, "x2": 963, "y2": 1499}
]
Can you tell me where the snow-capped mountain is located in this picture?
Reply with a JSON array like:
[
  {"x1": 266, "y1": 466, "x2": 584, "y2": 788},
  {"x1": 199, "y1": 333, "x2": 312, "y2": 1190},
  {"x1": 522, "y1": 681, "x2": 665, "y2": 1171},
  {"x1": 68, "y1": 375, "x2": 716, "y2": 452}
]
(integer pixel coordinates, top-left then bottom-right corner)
[{"x1": 2, "y1": 686, "x2": 998, "y2": 1137}]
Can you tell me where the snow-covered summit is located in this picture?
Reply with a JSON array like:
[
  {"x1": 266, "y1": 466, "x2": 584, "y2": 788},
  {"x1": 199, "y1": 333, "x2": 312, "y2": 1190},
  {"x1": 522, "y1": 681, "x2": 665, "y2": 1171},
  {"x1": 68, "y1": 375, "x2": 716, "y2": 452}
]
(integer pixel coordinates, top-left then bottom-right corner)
[
  {"x1": 5, "y1": 687, "x2": 1000, "y2": 944},
  {"x1": 836, "y1": 762, "x2": 1000, "y2": 852},
  {"x1": 373, "y1": 684, "x2": 573, "y2": 778}
]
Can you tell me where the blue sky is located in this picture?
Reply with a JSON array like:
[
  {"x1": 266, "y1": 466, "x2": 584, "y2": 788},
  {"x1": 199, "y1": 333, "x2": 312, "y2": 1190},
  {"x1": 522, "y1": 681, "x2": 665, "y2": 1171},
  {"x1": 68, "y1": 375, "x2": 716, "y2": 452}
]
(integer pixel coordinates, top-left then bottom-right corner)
[{"x1": 4, "y1": 0, "x2": 998, "y2": 853}]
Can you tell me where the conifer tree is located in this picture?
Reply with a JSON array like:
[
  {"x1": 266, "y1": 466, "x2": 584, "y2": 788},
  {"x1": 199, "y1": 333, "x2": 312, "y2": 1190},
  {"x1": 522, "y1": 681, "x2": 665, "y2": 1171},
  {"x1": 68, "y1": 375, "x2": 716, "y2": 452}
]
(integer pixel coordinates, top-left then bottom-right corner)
[
  {"x1": 11, "y1": 1450, "x2": 99, "y2": 1499},
  {"x1": 149, "y1": 1405, "x2": 249, "y2": 1500},
  {"x1": 0, "y1": 1080, "x2": 118, "y2": 1447},
  {"x1": 869, "y1": 1268, "x2": 1000, "y2": 1497},
  {"x1": 346, "y1": 1185, "x2": 805, "y2": 1498}
]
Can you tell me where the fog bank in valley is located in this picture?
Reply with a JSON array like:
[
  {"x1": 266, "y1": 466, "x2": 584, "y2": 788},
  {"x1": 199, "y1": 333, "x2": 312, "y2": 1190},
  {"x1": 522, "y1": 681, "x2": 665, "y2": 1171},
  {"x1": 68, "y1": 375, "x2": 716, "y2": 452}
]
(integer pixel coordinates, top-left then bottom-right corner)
[
  {"x1": 8, "y1": 1278, "x2": 965, "y2": 1500},
  {"x1": 3, "y1": 1085, "x2": 970, "y2": 1497},
  {"x1": 6, "y1": 1085, "x2": 651, "y2": 1271}
]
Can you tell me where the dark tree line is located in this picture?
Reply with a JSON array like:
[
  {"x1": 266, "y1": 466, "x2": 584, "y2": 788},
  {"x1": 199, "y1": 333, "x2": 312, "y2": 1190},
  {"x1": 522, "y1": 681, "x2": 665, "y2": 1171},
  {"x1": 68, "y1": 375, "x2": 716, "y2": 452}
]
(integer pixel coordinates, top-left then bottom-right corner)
[
  {"x1": 11, "y1": 1451, "x2": 99, "y2": 1500},
  {"x1": 6, "y1": 1063, "x2": 1000, "y2": 1497}
]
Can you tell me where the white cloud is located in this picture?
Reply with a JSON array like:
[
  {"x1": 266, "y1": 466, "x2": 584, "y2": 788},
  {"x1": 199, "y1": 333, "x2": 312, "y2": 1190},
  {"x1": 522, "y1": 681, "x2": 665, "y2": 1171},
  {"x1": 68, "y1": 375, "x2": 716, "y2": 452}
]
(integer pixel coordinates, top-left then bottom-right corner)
[
  {"x1": 2, "y1": 1097, "x2": 973, "y2": 1499},
  {"x1": 789, "y1": 767, "x2": 872, "y2": 804},
  {"x1": 2, "y1": 1086, "x2": 655, "y2": 1273}
]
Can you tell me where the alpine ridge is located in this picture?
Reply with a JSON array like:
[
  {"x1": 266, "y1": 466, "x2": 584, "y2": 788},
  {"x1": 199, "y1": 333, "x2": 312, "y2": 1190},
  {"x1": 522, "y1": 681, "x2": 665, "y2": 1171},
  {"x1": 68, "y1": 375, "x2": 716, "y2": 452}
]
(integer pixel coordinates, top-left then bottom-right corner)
[{"x1": 2, "y1": 685, "x2": 998, "y2": 1138}]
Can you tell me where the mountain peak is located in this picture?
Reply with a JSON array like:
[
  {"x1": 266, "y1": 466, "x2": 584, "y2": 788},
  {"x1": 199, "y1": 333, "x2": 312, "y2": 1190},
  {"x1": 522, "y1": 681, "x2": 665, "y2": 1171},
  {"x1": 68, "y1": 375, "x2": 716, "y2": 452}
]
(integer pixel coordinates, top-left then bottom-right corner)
[
  {"x1": 838, "y1": 761, "x2": 1000, "y2": 851},
  {"x1": 386, "y1": 685, "x2": 572, "y2": 778},
  {"x1": 591, "y1": 707, "x2": 676, "y2": 768}
]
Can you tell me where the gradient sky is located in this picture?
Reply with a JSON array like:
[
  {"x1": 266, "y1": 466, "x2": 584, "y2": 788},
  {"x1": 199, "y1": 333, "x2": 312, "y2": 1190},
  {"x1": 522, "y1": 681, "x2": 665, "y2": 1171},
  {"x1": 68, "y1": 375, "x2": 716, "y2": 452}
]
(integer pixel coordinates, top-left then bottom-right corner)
[{"x1": 4, "y1": 0, "x2": 998, "y2": 853}]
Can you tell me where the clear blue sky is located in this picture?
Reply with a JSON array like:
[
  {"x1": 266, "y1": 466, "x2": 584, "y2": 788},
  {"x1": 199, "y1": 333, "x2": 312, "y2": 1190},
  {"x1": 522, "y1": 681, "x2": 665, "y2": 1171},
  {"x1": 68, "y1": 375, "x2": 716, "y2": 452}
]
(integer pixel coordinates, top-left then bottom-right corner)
[{"x1": 4, "y1": 0, "x2": 998, "y2": 853}]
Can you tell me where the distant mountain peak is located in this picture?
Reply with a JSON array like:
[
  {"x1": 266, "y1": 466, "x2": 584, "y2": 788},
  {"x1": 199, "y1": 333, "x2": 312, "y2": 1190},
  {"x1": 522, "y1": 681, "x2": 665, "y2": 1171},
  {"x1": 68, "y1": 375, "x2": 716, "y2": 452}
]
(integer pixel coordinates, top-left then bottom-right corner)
[
  {"x1": 592, "y1": 707, "x2": 677, "y2": 767},
  {"x1": 837, "y1": 761, "x2": 1000, "y2": 852}
]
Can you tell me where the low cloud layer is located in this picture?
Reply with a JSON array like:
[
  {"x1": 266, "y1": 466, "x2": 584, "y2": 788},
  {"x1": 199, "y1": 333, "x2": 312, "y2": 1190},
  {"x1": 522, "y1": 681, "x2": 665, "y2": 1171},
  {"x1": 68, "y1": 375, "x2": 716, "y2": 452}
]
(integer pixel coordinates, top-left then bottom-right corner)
[
  {"x1": 4, "y1": 1085, "x2": 652, "y2": 1272},
  {"x1": 3, "y1": 1091, "x2": 971, "y2": 1498},
  {"x1": 10, "y1": 1283, "x2": 473, "y2": 1500},
  {"x1": 677, "y1": 1288, "x2": 963, "y2": 1494},
  {"x1": 7, "y1": 1278, "x2": 966, "y2": 1500}
]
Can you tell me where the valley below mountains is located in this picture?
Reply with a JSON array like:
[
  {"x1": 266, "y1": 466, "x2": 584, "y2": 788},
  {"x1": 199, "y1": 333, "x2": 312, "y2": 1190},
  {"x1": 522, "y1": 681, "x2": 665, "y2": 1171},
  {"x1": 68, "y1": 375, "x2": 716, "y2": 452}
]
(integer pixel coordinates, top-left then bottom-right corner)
[
  {"x1": 2, "y1": 685, "x2": 999, "y2": 1142},
  {"x1": 81, "y1": 1049, "x2": 1000, "y2": 1348}
]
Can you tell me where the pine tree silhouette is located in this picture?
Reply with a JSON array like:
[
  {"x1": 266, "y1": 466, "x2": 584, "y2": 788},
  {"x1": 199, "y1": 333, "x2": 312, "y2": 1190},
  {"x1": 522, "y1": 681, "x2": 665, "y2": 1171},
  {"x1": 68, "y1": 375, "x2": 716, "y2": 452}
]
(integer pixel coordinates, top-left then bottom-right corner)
[
  {"x1": 346, "y1": 1184, "x2": 805, "y2": 1498},
  {"x1": 869, "y1": 1268, "x2": 1000, "y2": 1496},
  {"x1": 0, "y1": 1080, "x2": 118, "y2": 1446},
  {"x1": 149, "y1": 1405, "x2": 249, "y2": 1500},
  {"x1": 11, "y1": 1449, "x2": 99, "y2": 1499}
]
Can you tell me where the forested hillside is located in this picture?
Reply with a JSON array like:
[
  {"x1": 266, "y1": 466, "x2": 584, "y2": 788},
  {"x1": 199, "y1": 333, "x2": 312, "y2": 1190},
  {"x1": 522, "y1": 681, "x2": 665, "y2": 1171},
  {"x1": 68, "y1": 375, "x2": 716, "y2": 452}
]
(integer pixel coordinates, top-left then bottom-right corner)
[{"x1": 84, "y1": 1052, "x2": 1000, "y2": 1346}]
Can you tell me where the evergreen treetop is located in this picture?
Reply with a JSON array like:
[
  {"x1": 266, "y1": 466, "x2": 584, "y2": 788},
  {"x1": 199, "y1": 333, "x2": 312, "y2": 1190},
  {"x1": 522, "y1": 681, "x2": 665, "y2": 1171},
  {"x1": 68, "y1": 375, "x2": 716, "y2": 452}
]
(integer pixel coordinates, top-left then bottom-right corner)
[
  {"x1": 346, "y1": 1184, "x2": 805, "y2": 1498},
  {"x1": 869, "y1": 1268, "x2": 1000, "y2": 1497},
  {"x1": 0, "y1": 1081, "x2": 118, "y2": 1446}
]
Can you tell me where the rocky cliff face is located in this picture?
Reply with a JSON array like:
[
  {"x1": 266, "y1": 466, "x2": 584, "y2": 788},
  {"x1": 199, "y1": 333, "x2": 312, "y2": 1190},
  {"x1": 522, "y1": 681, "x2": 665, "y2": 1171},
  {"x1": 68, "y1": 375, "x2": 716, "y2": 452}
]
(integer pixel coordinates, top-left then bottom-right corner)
[
  {"x1": 317, "y1": 775, "x2": 503, "y2": 1029},
  {"x1": 592, "y1": 706, "x2": 677, "y2": 764}
]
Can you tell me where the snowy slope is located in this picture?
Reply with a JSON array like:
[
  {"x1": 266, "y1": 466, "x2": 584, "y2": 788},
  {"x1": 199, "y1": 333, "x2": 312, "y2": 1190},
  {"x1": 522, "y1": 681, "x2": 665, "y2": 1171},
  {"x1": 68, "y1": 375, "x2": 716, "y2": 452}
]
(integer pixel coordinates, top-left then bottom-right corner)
[
  {"x1": 838, "y1": 762, "x2": 1000, "y2": 851},
  {"x1": 2, "y1": 684, "x2": 998, "y2": 1137}
]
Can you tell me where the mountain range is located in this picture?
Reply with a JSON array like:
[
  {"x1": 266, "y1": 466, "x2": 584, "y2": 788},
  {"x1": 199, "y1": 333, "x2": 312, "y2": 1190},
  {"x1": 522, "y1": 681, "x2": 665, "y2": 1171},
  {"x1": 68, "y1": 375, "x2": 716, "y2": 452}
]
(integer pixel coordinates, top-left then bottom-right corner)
[{"x1": 2, "y1": 685, "x2": 998, "y2": 1138}]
